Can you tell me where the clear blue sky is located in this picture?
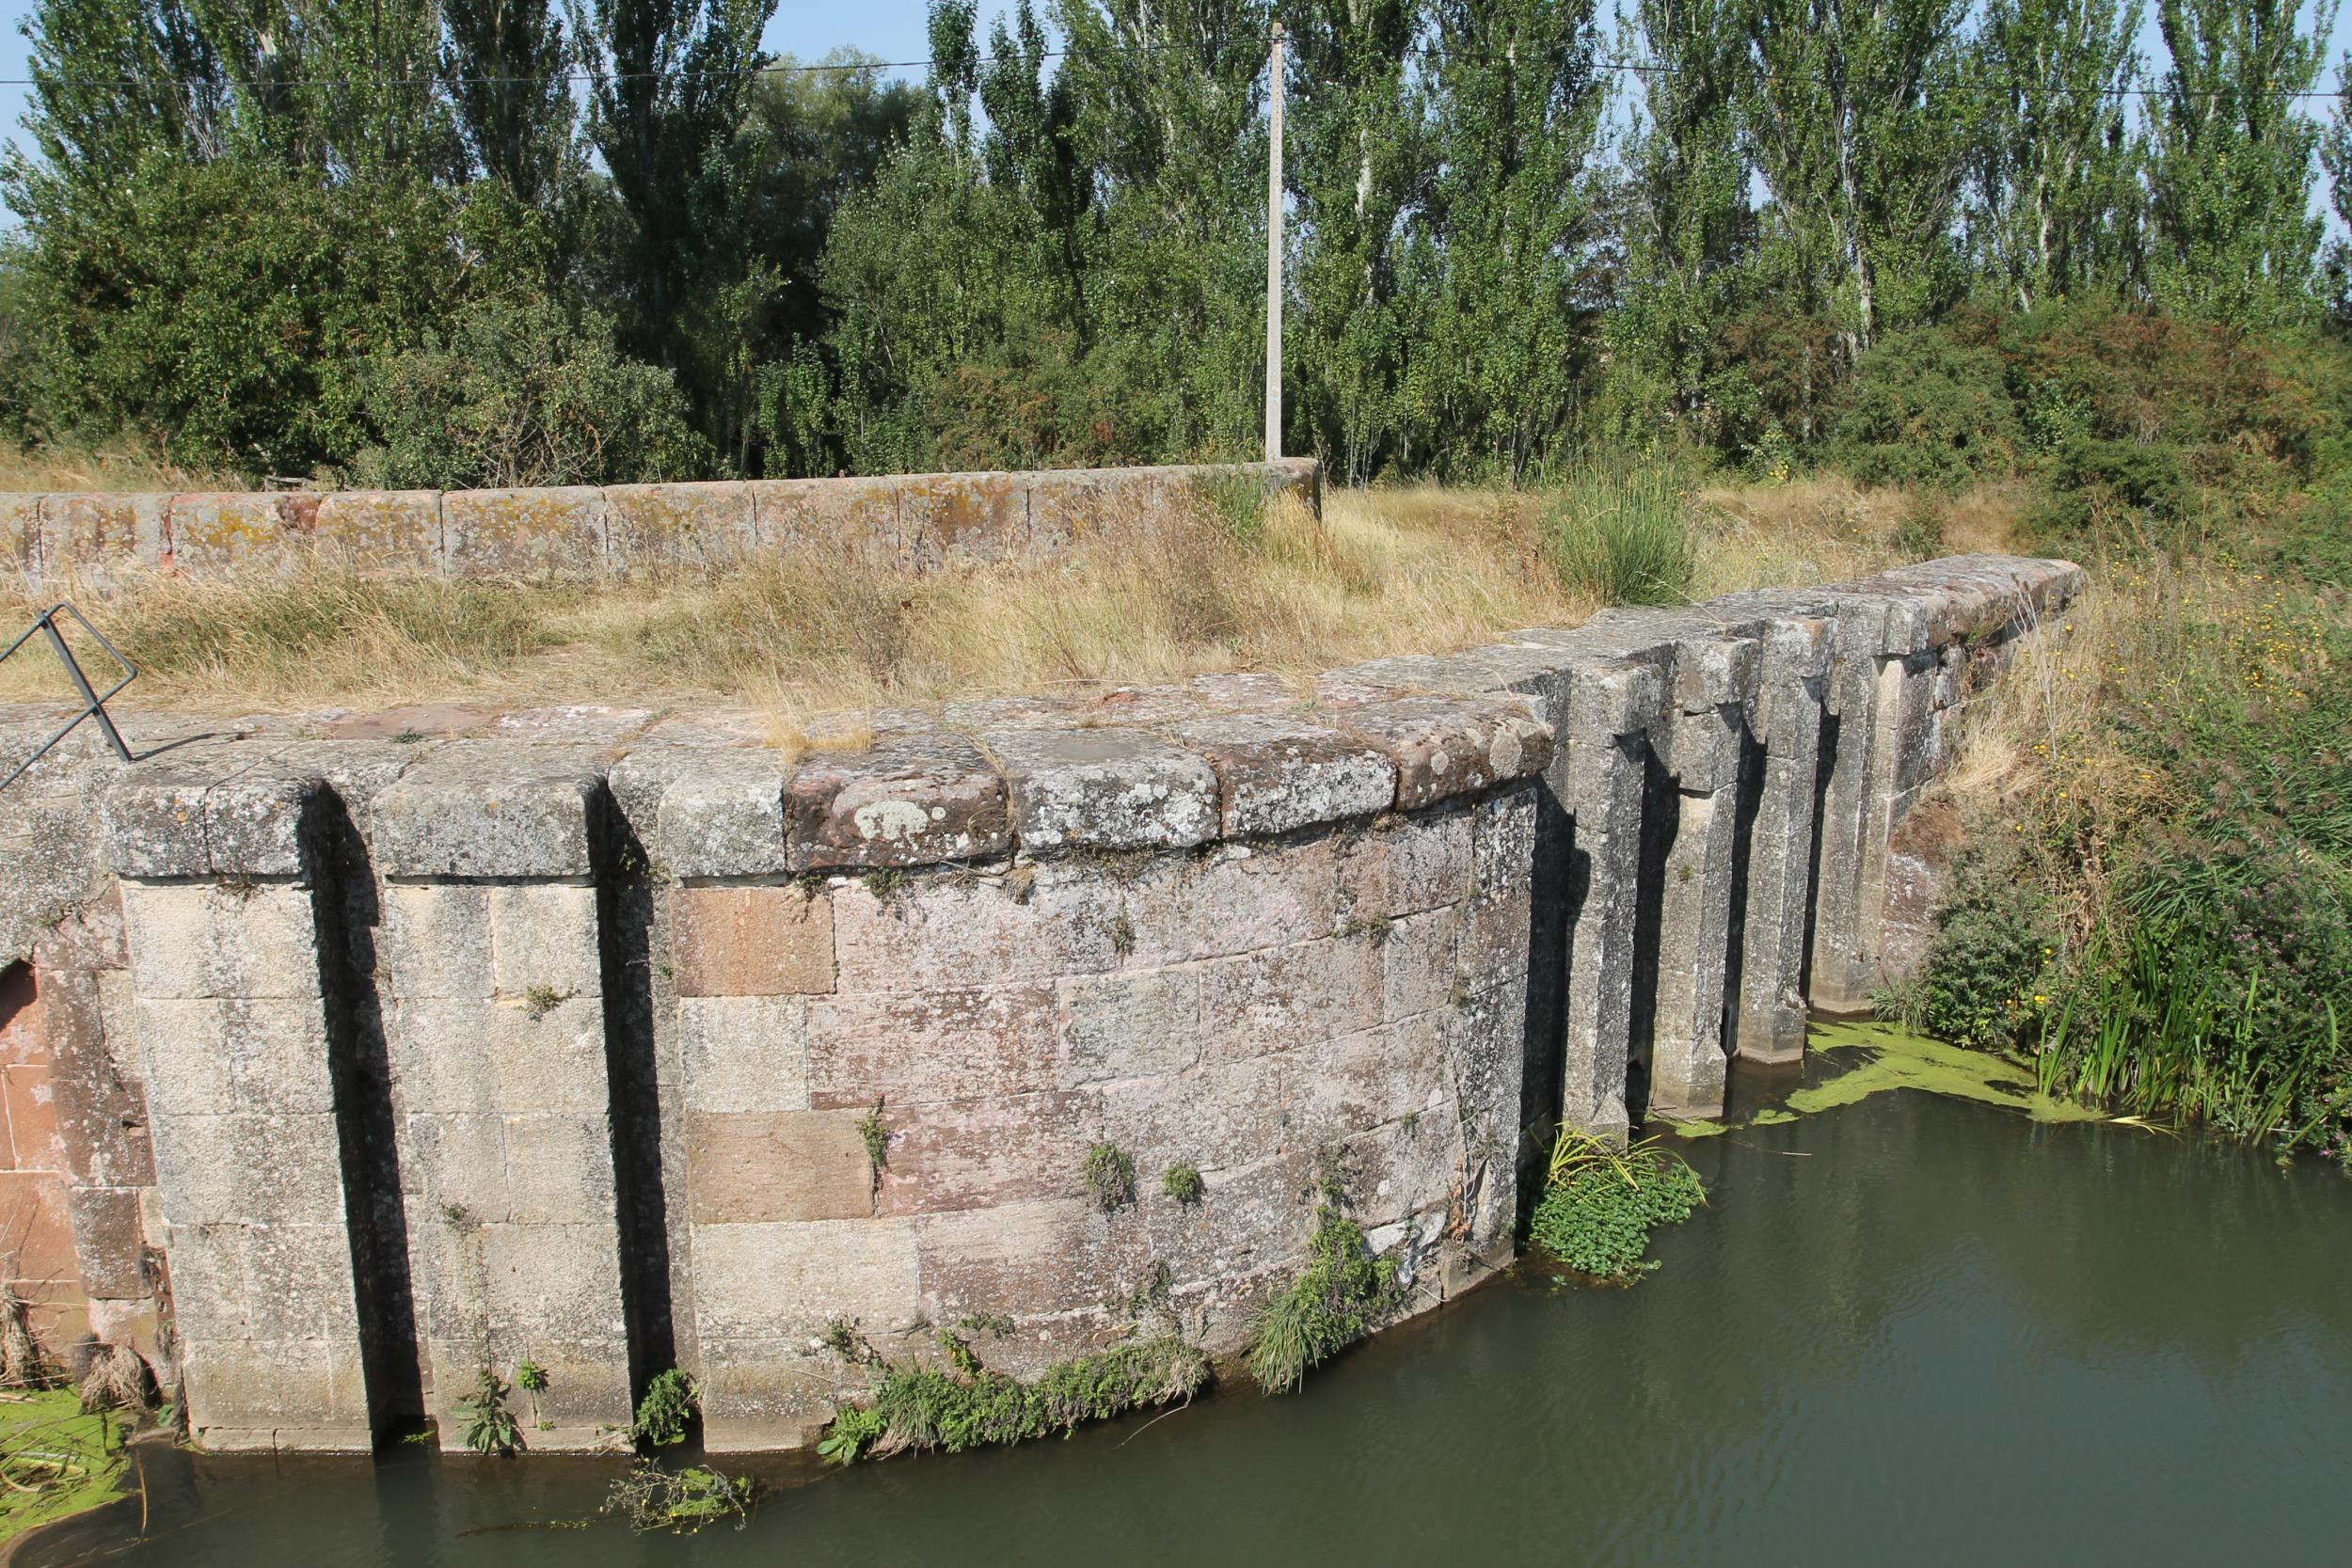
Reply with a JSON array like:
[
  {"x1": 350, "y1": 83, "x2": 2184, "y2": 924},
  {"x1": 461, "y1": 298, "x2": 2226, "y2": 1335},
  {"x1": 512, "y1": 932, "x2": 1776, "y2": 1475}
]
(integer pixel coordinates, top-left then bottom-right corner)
[{"x1": 0, "y1": 0, "x2": 2344, "y2": 226}]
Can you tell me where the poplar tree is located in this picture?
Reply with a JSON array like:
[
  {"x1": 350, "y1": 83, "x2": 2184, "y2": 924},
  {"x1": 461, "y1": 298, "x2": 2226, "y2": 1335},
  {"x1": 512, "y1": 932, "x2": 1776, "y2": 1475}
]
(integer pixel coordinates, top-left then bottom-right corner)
[
  {"x1": 2323, "y1": 57, "x2": 2352, "y2": 313},
  {"x1": 1744, "y1": 0, "x2": 1980, "y2": 357},
  {"x1": 1609, "y1": 0, "x2": 1756, "y2": 440},
  {"x1": 2145, "y1": 0, "x2": 2335, "y2": 325},
  {"x1": 1417, "y1": 0, "x2": 1611, "y2": 481},
  {"x1": 1968, "y1": 0, "x2": 2143, "y2": 309},
  {"x1": 444, "y1": 0, "x2": 581, "y2": 210},
  {"x1": 1282, "y1": 0, "x2": 1428, "y2": 482}
]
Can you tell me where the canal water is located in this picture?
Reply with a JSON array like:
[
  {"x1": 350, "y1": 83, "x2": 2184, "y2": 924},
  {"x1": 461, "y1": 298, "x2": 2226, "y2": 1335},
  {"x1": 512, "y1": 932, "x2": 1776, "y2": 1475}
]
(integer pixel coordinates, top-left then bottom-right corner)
[{"x1": 26, "y1": 1058, "x2": 2352, "y2": 1567}]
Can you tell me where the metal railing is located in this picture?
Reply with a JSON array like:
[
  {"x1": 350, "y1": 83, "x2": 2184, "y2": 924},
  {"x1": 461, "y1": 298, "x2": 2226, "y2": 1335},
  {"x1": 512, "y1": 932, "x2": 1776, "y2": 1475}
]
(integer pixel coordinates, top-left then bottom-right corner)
[{"x1": 0, "y1": 602, "x2": 136, "y2": 793}]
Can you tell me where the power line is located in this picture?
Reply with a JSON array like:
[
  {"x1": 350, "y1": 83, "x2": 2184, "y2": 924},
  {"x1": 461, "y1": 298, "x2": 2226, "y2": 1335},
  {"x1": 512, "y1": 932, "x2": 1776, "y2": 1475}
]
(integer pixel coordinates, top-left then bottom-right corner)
[{"x1": 0, "y1": 37, "x2": 2341, "y2": 100}]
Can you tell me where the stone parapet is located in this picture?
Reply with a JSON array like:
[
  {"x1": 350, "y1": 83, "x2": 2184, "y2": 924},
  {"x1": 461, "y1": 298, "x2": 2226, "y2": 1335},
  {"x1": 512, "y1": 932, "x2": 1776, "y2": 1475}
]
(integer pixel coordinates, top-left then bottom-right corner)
[{"x1": 2, "y1": 459, "x2": 1322, "y2": 584}]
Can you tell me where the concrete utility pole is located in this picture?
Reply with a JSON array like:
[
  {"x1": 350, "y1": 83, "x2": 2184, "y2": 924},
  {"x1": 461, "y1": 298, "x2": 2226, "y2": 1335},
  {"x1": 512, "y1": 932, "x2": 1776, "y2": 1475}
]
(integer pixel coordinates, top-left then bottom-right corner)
[{"x1": 1264, "y1": 22, "x2": 1286, "y2": 464}]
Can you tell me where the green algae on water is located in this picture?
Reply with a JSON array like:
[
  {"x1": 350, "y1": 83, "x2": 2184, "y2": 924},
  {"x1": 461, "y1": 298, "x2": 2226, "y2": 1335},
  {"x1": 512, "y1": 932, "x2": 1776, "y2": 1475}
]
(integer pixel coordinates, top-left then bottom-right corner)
[
  {"x1": 1793, "y1": 1022, "x2": 2103, "y2": 1123},
  {"x1": 0, "y1": 1389, "x2": 128, "y2": 1546}
]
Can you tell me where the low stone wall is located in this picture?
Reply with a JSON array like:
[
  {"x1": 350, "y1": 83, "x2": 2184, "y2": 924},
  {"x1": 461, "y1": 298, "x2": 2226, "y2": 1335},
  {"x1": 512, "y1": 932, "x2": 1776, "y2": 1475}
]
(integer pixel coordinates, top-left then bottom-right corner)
[
  {"x1": 0, "y1": 460, "x2": 1321, "y2": 583},
  {"x1": 0, "y1": 551, "x2": 2078, "y2": 1455}
]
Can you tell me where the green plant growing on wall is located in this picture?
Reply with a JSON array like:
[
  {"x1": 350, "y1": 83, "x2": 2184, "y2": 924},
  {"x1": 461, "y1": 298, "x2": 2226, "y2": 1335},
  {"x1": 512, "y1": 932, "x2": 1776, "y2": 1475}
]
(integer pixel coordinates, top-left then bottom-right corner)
[
  {"x1": 857, "y1": 1103, "x2": 890, "y2": 1185},
  {"x1": 1244, "y1": 1173, "x2": 1400, "y2": 1393},
  {"x1": 1527, "y1": 1129, "x2": 1706, "y2": 1282},
  {"x1": 521, "y1": 984, "x2": 565, "y2": 1021},
  {"x1": 514, "y1": 1359, "x2": 548, "y2": 1432},
  {"x1": 455, "y1": 1368, "x2": 521, "y2": 1456},
  {"x1": 1083, "y1": 1143, "x2": 1136, "y2": 1211},
  {"x1": 815, "y1": 1335, "x2": 1208, "y2": 1465},
  {"x1": 601, "y1": 1461, "x2": 755, "y2": 1534},
  {"x1": 1162, "y1": 1164, "x2": 1204, "y2": 1206},
  {"x1": 632, "y1": 1370, "x2": 698, "y2": 1448},
  {"x1": 861, "y1": 867, "x2": 908, "y2": 904}
]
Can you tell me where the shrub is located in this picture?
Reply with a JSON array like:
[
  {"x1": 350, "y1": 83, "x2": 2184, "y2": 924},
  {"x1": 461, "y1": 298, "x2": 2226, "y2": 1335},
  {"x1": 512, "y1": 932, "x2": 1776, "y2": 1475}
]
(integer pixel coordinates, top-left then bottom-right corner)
[
  {"x1": 1527, "y1": 1130, "x2": 1705, "y2": 1282},
  {"x1": 1829, "y1": 326, "x2": 2024, "y2": 490},
  {"x1": 1883, "y1": 837, "x2": 2062, "y2": 1053},
  {"x1": 631, "y1": 1370, "x2": 697, "y2": 1448},
  {"x1": 350, "y1": 293, "x2": 713, "y2": 488},
  {"x1": 1545, "y1": 468, "x2": 1695, "y2": 606},
  {"x1": 454, "y1": 1368, "x2": 520, "y2": 1456}
]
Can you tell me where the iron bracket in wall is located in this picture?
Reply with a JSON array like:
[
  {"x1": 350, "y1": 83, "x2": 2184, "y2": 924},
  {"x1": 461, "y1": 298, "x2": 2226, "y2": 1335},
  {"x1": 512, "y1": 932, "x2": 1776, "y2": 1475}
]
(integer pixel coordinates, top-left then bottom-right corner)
[{"x1": 0, "y1": 602, "x2": 137, "y2": 794}]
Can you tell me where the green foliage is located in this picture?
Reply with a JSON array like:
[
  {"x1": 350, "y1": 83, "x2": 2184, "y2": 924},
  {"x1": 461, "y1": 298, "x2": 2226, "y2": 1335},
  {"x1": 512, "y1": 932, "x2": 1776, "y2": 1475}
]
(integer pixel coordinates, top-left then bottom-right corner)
[
  {"x1": 1878, "y1": 837, "x2": 2062, "y2": 1051},
  {"x1": 1527, "y1": 1130, "x2": 1706, "y2": 1282},
  {"x1": 856, "y1": 1107, "x2": 889, "y2": 1175},
  {"x1": 601, "y1": 1462, "x2": 754, "y2": 1534},
  {"x1": 817, "y1": 1335, "x2": 1208, "y2": 1464},
  {"x1": 1829, "y1": 328, "x2": 2025, "y2": 489},
  {"x1": 1545, "y1": 469, "x2": 1696, "y2": 606},
  {"x1": 1162, "y1": 1164, "x2": 1205, "y2": 1206},
  {"x1": 454, "y1": 1368, "x2": 521, "y2": 1456},
  {"x1": 349, "y1": 294, "x2": 711, "y2": 489},
  {"x1": 514, "y1": 1361, "x2": 548, "y2": 1394},
  {"x1": 1082, "y1": 1142, "x2": 1136, "y2": 1212},
  {"x1": 631, "y1": 1370, "x2": 697, "y2": 1449},
  {"x1": 1243, "y1": 1185, "x2": 1399, "y2": 1393}
]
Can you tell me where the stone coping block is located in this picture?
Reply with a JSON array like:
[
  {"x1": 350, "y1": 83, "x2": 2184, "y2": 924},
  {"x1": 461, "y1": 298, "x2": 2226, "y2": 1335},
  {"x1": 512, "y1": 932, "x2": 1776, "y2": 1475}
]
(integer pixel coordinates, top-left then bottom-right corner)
[
  {"x1": 18, "y1": 554, "x2": 2083, "y2": 882},
  {"x1": 371, "y1": 742, "x2": 605, "y2": 879},
  {"x1": 8, "y1": 460, "x2": 1321, "y2": 584}
]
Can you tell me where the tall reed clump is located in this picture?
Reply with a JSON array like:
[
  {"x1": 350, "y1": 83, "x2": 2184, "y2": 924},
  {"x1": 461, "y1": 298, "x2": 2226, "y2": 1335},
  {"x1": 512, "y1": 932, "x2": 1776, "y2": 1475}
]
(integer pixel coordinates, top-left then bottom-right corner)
[
  {"x1": 1915, "y1": 559, "x2": 2352, "y2": 1163},
  {"x1": 1526, "y1": 1129, "x2": 1705, "y2": 1282},
  {"x1": 1544, "y1": 467, "x2": 1696, "y2": 607}
]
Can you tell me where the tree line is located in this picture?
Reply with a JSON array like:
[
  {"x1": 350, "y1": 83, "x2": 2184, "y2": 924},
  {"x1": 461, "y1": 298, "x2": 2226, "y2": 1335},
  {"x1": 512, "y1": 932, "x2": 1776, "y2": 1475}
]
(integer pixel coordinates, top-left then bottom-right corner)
[{"x1": 3, "y1": 0, "x2": 2349, "y2": 488}]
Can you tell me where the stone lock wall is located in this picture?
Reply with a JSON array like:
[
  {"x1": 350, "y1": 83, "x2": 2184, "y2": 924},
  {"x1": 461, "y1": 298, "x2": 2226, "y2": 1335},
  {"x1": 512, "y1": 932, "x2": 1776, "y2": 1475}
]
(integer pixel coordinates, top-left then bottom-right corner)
[
  {"x1": 0, "y1": 459, "x2": 1321, "y2": 584},
  {"x1": 0, "y1": 547, "x2": 2079, "y2": 1454}
]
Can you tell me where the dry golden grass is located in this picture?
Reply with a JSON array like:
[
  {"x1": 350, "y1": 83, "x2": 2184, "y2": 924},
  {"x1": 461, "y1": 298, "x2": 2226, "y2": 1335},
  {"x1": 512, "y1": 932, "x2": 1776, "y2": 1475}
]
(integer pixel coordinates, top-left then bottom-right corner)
[
  {"x1": 1689, "y1": 475, "x2": 2021, "y2": 597},
  {"x1": 0, "y1": 486, "x2": 1582, "y2": 720},
  {"x1": 0, "y1": 443, "x2": 234, "y2": 494},
  {"x1": 0, "y1": 474, "x2": 1985, "y2": 722}
]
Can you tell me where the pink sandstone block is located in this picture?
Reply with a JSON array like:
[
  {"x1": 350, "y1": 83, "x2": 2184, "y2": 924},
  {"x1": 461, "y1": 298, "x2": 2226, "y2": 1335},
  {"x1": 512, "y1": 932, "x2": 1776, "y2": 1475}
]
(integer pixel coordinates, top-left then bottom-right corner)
[
  {"x1": 39, "y1": 493, "x2": 167, "y2": 579},
  {"x1": 441, "y1": 486, "x2": 604, "y2": 578},
  {"x1": 603, "y1": 482, "x2": 755, "y2": 569},
  {"x1": 313, "y1": 490, "x2": 439, "y2": 572},
  {"x1": 167, "y1": 492, "x2": 318, "y2": 575}
]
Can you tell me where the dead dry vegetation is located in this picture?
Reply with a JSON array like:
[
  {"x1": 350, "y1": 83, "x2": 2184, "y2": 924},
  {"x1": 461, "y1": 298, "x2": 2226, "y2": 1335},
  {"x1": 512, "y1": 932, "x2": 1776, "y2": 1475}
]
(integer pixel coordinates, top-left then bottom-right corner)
[{"x1": 0, "y1": 479, "x2": 1999, "y2": 726}]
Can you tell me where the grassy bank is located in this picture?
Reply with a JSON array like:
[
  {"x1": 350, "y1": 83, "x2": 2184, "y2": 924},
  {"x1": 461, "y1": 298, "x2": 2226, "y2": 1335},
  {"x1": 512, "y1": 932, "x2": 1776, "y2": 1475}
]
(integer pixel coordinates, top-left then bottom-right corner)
[
  {"x1": 1, "y1": 478, "x2": 1935, "y2": 721},
  {"x1": 1887, "y1": 560, "x2": 2351, "y2": 1164}
]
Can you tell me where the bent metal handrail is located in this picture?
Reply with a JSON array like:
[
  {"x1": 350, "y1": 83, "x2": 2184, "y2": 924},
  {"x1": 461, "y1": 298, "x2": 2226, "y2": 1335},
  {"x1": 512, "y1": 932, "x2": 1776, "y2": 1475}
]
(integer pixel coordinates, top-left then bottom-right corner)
[{"x1": 0, "y1": 602, "x2": 136, "y2": 793}]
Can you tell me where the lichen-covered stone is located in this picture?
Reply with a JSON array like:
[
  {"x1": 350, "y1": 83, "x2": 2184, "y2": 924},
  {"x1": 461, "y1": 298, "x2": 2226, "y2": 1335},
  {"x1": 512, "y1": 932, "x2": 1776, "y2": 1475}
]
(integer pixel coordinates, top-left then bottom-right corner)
[
  {"x1": 986, "y1": 726, "x2": 1218, "y2": 851},
  {"x1": 1173, "y1": 711, "x2": 1394, "y2": 836},
  {"x1": 1325, "y1": 695, "x2": 1552, "y2": 809},
  {"x1": 370, "y1": 742, "x2": 603, "y2": 879},
  {"x1": 603, "y1": 482, "x2": 755, "y2": 569},
  {"x1": 440, "y1": 486, "x2": 605, "y2": 578},
  {"x1": 313, "y1": 490, "x2": 439, "y2": 572},
  {"x1": 786, "y1": 731, "x2": 1009, "y2": 869},
  {"x1": 749, "y1": 476, "x2": 904, "y2": 564},
  {"x1": 166, "y1": 492, "x2": 316, "y2": 576}
]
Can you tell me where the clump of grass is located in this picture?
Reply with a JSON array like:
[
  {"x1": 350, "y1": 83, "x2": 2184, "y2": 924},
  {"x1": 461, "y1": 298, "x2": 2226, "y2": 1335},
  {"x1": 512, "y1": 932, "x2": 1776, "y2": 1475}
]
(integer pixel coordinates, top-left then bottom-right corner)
[
  {"x1": 73, "y1": 1346, "x2": 151, "y2": 1415},
  {"x1": 817, "y1": 1335, "x2": 1208, "y2": 1465},
  {"x1": 1527, "y1": 1128, "x2": 1706, "y2": 1282},
  {"x1": 601, "y1": 1461, "x2": 754, "y2": 1534},
  {"x1": 1082, "y1": 1143, "x2": 1136, "y2": 1211},
  {"x1": 1244, "y1": 1175, "x2": 1399, "y2": 1393},
  {"x1": 631, "y1": 1369, "x2": 697, "y2": 1448},
  {"x1": 454, "y1": 1367, "x2": 521, "y2": 1455},
  {"x1": 1544, "y1": 468, "x2": 1696, "y2": 607},
  {"x1": 856, "y1": 1104, "x2": 889, "y2": 1180},
  {"x1": 520, "y1": 983, "x2": 564, "y2": 1020},
  {"x1": 1162, "y1": 1163, "x2": 1204, "y2": 1205}
]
